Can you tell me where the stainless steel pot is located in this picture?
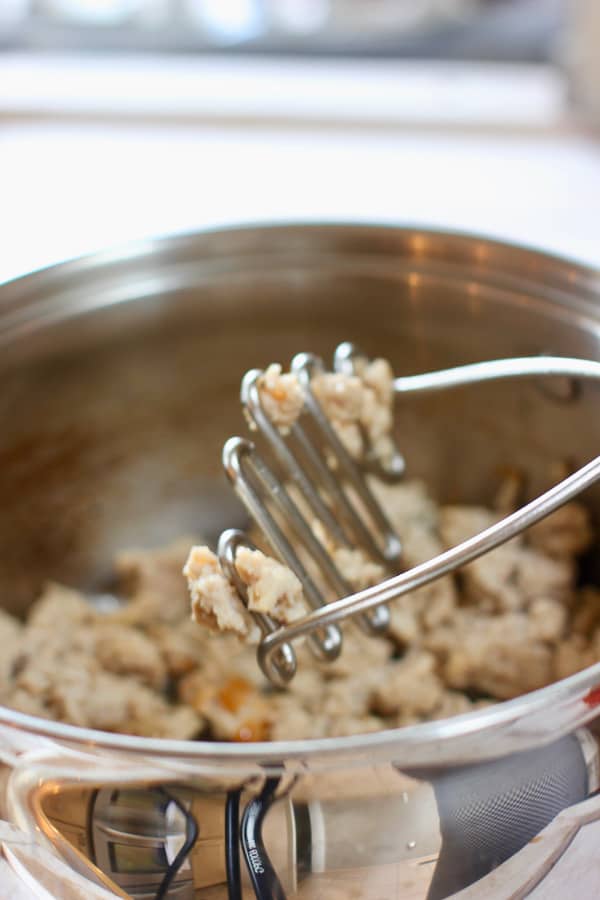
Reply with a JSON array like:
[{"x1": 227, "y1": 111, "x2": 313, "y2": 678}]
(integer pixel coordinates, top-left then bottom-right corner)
[{"x1": 1, "y1": 224, "x2": 600, "y2": 900}]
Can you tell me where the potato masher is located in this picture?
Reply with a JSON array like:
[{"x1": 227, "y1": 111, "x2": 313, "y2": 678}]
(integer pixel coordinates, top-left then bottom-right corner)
[{"x1": 216, "y1": 344, "x2": 600, "y2": 687}]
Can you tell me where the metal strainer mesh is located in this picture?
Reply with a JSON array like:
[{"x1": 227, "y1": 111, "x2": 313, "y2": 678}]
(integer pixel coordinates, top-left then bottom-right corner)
[{"x1": 426, "y1": 734, "x2": 588, "y2": 898}]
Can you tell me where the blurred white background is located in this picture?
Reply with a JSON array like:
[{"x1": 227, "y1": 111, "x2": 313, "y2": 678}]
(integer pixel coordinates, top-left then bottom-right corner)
[{"x1": 0, "y1": 0, "x2": 599, "y2": 283}]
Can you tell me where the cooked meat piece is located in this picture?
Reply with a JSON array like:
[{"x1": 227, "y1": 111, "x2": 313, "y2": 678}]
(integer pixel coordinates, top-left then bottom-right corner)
[
  {"x1": 181, "y1": 673, "x2": 274, "y2": 742},
  {"x1": 93, "y1": 624, "x2": 167, "y2": 690},
  {"x1": 311, "y1": 371, "x2": 364, "y2": 425},
  {"x1": 516, "y1": 548, "x2": 574, "y2": 604},
  {"x1": 387, "y1": 601, "x2": 421, "y2": 646},
  {"x1": 128, "y1": 703, "x2": 203, "y2": 740},
  {"x1": 330, "y1": 420, "x2": 365, "y2": 460},
  {"x1": 528, "y1": 502, "x2": 593, "y2": 559},
  {"x1": 116, "y1": 537, "x2": 197, "y2": 625},
  {"x1": 440, "y1": 506, "x2": 575, "y2": 613},
  {"x1": 431, "y1": 612, "x2": 554, "y2": 700},
  {"x1": 368, "y1": 478, "x2": 458, "y2": 639},
  {"x1": 319, "y1": 674, "x2": 377, "y2": 721},
  {"x1": 28, "y1": 581, "x2": 98, "y2": 630},
  {"x1": 235, "y1": 546, "x2": 307, "y2": 624},
  {"x1": 5, "y1": 688, "x2": 51, "y2": 720},
  {"x1": 420, "y1": 579, "x2": 457, "y2": 630},
  {"x1": 185, "y1": 546, "x2": 258, "y2": 639},
  {"x1": 369, "y1": 478, "x2": 439, "y2": 536},
  {"x1": 439, "y1": 505, "x2": 502, "y2": 549},
  {"x1": 388, "y1": 577, "x2": 456, "y2": 647},
  {"x1": 0, "y1": 610, "x2": 23, "y2": 692},
  {"x1": 528, "y1": 597, "x2": 568, "y2": 643},
  {"x1": 332, "y1": 547, "x2": 385, "y2": 591},
  {"x1": 269, "y1": 697, "x2": 328, "y2": 741},
  {"x1": 360, "y1": 358, "x2": 396, "y2": 467},
  {"x1": 257, "y1": 355, "x2": 397, "y2": 467},
  {"x1": 572, "y1": 587, "x2": 600, "y2": 635},
  {"x1": 460, "y1": 546, "x2": 523, "y2": 613},
  {"x1": 361, "y1": 358, "x2": 394, "y2": 406},
  {"x1": 50, "y1": 663, "x2": 138, "y2": 731},
  {"x1": 552, "y1": 590, "x2": 600, "y2": 681},
  {"x1": 185, "y1": 544, "x2": 306, "y2": 638},
  {"x1": 257, "y1": 363, "x2": 305, "y2": 431},
  {"x1": 493, "y1": 468, "x2": 524, "y2": 514},
  {"x1": 311, "y1": 519, "x2": 386, "y2": 592},
  {"x1": 430, "y1": 691, "x2": 478, "y2": 721},
  {"x1": 463, "y1": 540, "x2": 574, "y2": 614},
  {"x1": 14, "y1": 646, "x2": 202, "y2": 738},
  {"x1": 325, "y1": 714, "x2": 386, "y2": 738},
  {"x1": 270, "y1": 667, "x2": 385, "y2": 740},
  {"x1": 311, "y1": 371, "x2": 364, "y2": 459},
  {"x1": 371, "y1": 652, "x2": 444, "y2": 718},
  {"x1": 553, "y1": 633, "x2": 598, "y2": 681},
  {"x1": 313, "y1": 628, "x2": 392, "y2": 680},
  {"x1": 176, "y1": 635, "x2": 269, "y2": 704},
  {"x1": 146, "y1": 620, "x2": 208, "y2": 677}
]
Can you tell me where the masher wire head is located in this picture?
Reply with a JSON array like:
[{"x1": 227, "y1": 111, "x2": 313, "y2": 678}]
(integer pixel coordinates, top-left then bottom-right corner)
[{"x1": 219, "y1": 343, "x2": 405, "y2": 684}]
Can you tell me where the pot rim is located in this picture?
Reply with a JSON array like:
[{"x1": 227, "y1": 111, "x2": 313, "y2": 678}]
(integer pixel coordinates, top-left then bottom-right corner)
[
  {"x1": 1, "y1": 661, "x2": 599, "y2": 761},
  {"x1": 1, "y1": 219, "x2": 599, "y2": 294}
]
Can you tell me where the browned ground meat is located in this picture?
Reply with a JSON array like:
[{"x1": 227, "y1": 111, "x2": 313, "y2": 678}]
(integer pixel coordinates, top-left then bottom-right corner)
[
  {"x1": 1, "y1": 475, "x2": 595, "y2": 742},
  {"x1": 257, "y1": 355, "x2": 397, "y2": 466}
]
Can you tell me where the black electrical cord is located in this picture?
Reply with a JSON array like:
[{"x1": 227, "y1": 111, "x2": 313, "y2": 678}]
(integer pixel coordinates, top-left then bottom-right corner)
[
  {"x1": 225, "y1": 789, "x2": 243, "y2": 900},
  {"x1": 240, "y1": 777, "x2": 287, "y2": 900},
  {"x1": 154, "y1": 787, "x2": 199, "y2": 900}
]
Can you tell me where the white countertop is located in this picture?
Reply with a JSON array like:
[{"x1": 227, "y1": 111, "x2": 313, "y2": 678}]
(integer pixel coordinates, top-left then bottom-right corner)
[{"x1": 0, "y1": 56, "x2": 599, "y2": 284}]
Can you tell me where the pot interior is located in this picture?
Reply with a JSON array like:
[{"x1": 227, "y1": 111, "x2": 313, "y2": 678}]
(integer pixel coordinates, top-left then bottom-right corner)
[{"x1": 1, "y1": 225, "x2": 599, "y2": 617}]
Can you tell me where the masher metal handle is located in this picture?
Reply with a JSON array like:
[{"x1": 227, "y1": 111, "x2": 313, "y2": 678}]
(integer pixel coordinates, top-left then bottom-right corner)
[{"x1": 257, "y1": 356, "x2": 600, "y2": 682}]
